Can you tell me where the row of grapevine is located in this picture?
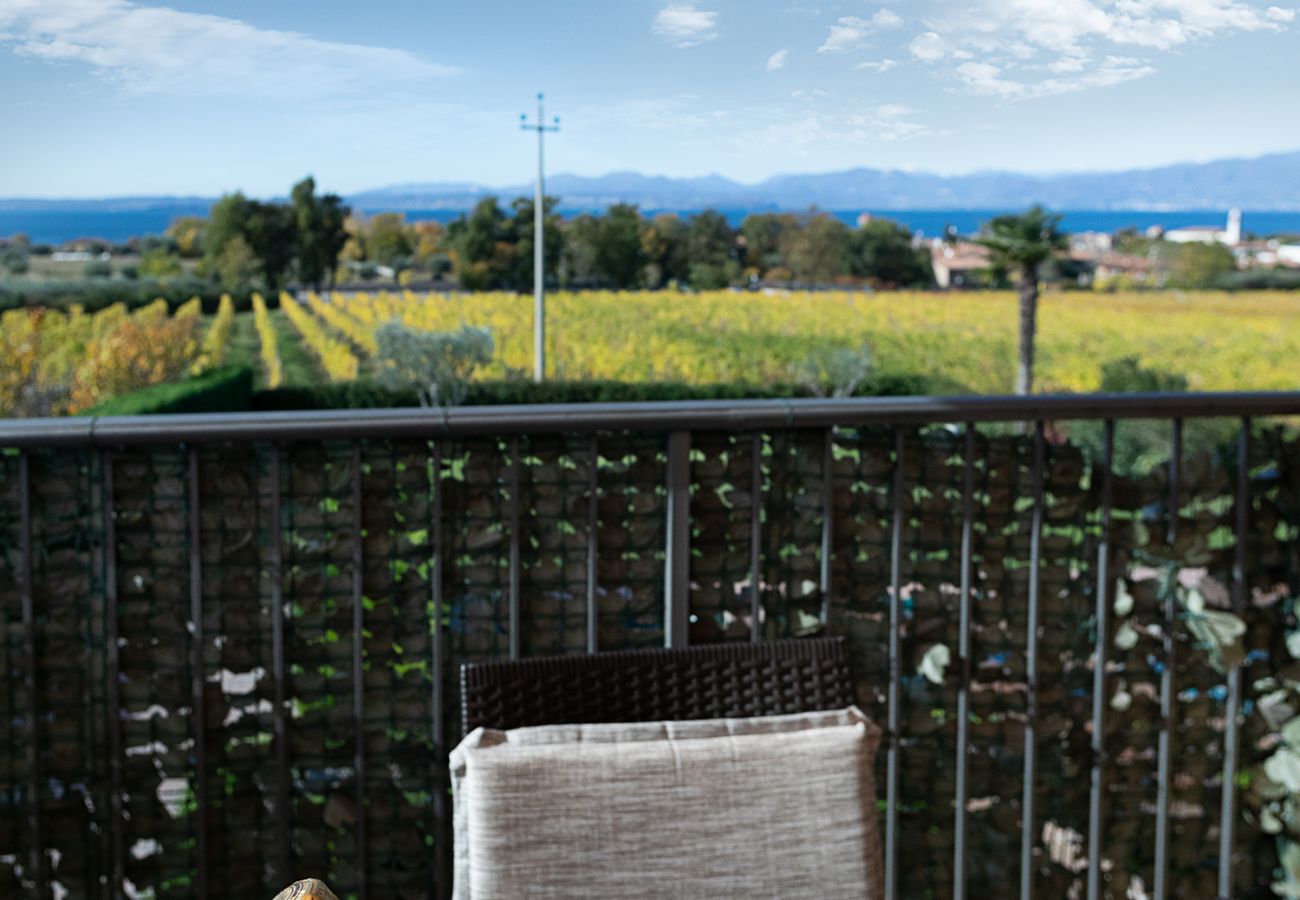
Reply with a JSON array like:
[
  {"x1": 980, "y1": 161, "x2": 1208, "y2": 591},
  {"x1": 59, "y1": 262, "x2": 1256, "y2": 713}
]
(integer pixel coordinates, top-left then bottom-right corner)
[
  {"x1": 305, "y1": 292, "x2": 377, "y2": 355},
  {"x1": 310, "y1": 289, "x2": 1300, "y2": 393},
  {"x1": 279, "y1": 292, "x2": 359, "y2": 382},
  {"x1": 1, "y1": 301, "x2": 204, "y2": 416},
  {"x1": 197, "y1": 294, "x2": 236, "y2": 370},
  {"x1": 252, "y1": 293, "x2": 283, "y2": 389}
]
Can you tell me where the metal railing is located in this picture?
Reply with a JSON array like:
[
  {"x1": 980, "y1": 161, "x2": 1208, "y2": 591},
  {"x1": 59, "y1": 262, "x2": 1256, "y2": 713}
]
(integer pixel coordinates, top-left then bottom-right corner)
[{"x1": 1, "y1": 391, "x2": 1298, "y2": 900}]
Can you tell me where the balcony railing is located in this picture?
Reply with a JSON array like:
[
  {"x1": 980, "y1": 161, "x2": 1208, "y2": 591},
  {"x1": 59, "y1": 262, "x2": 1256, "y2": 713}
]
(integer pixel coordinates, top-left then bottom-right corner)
[{"x1": 2, "y1": 392, "x2": 1300, "y2": 900}]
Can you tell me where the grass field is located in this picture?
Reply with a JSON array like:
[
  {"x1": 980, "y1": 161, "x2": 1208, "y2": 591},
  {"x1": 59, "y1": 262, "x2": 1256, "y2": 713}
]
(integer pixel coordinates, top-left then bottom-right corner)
[{"x1": 296, "y1": 288, "x2": 1300, "y2": 394}]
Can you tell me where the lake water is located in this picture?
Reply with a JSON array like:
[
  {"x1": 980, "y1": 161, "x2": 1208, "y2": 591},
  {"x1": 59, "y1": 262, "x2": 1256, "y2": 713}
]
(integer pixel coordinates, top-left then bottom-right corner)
[{"x1": 3, "y1": 205, "x2": 1299, "y2": 245}]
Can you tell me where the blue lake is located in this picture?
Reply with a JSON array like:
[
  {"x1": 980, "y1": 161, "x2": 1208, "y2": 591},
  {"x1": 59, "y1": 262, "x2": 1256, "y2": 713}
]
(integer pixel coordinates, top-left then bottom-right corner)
[{"x1": 3, "y1": 205, "x2": 1299, "y2": 245}]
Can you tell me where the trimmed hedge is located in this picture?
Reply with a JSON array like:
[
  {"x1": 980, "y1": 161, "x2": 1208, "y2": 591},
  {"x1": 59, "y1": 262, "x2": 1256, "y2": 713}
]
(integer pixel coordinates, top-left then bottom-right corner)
[
  {"x1": 83, "y1": 366, "x2": 254, "y2": 416},
  {"x1": 0, "y1": 279, "x2": 268, "y2": 314},
  {"x1": 252, "y1": 372, "x2": 935, "y2": 412}
]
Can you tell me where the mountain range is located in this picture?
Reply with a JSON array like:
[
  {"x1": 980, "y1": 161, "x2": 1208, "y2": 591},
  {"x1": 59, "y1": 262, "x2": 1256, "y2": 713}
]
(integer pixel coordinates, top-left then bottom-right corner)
[{"x1": 4, "y1": 149, "x2": 1300, "y2": 213}]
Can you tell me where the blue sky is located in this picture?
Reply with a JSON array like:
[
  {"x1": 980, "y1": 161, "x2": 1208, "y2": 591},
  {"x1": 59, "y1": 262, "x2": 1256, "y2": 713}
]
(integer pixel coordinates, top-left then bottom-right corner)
[{"x1": 0, "y1": 0, "x2": 1297, "y2": 197}]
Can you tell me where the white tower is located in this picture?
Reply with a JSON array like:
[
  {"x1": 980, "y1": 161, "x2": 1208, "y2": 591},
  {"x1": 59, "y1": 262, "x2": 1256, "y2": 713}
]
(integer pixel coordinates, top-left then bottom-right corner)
[{"x1": 1225, "y1": 207, "x2": 1242, "y2": 246}]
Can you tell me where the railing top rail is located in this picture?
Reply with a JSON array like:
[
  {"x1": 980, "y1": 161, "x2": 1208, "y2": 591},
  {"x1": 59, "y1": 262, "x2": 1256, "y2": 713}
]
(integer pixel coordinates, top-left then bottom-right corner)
[{"x1": 2, "y1": 391, "x2": 1298, "y2": 447}]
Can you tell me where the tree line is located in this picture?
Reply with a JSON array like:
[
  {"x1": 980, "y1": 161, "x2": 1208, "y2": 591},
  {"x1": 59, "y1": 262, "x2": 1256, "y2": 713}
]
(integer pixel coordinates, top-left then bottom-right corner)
[{"x1": 141, "y1": 189, "x2": 934, "y2": 293}]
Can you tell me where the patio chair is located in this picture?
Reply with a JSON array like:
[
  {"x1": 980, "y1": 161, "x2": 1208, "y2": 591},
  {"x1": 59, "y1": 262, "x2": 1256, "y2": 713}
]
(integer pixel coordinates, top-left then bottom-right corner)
[
  {"x1": 459, "y1": 636, "x2": 856, "y2": 735},
  {"x1": 453, "y1": 637, "x2": 882, "y2": 899}
]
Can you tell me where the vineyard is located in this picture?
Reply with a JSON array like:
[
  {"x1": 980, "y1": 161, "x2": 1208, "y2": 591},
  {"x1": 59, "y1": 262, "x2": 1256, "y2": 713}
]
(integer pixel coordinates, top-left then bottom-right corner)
[
  {"x1": 267, "y1": 288, "x2": 1300, "y2": 394},
  {"x1": 1, "y1": 288, "x2": 1298, "y2": 416}
]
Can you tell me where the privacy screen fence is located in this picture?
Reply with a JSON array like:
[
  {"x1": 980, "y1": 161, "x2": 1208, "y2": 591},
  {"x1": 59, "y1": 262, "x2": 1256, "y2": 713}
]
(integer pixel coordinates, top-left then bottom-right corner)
[{"x1": 2, "y1": 394, "x2": 1300, "y2": 900}]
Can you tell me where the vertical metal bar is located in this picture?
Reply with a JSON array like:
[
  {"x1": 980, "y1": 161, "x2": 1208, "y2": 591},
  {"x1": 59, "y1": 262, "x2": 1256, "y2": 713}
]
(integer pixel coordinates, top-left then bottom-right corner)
[
  {"x1": 350, "y1": 442, "x2": 368, "y2": 900},
  {"x1": 820, "y1": 428, "x2": 834, "y2": 628},
  {"x1": 1219, "y1": 418, "x2": 1249, "y2": 899},
  {"x1": 1021, "y1": 422, "x2": 1046, "y2": 900},
  {"x1": 269, "y1": 445, "x2": 290, "y2": 884},
  {"x1": 18, "y1": 451, "x2": 46, "y2": 899},
  {"x1": 430, "y1": 442, "x2": 448, "y2": 900},
  {"x1": 885, "y1": 427, "x2": 905, "y2": 900},
  {"x1": 508, "y1": 436, "x2": 522, "y2": 660},
  {"x1": 431, "y1": 443, "x2": 445, "y2": 750},
  {"x1": 187, "y1": 445, "x2": 208, "y2": 900},
  {"x1": 586, "y1": 436, "x2": 599, "y2": 655},
  {"x1": 1154, "y1": 419, "x2": 1181, "y2": 900},
  {"x1": 953, "y1": 424, "x2": 975, "y2": 900},
  {"x1": 1087, "y1": 420, "x2": 1115, "y2": 900},
  {"x1": 102, "y1": 450, "x2": 125, "y2": 899},
  {"x1": 750, "y1": 433, "x2": 763, "y2": 643},
  {"x1": 664, "y1": 430, "x2": 691, "y2": 649}
]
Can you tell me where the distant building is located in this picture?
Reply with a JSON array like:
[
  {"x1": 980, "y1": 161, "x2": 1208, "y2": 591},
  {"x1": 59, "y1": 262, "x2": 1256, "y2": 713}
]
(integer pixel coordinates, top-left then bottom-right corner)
[
  {"x1": 930, "y1": 241, "x2": 990, "y2": 289},
  {"x1": 1164, "y1": 207, "x2": 1242, "y2": 246}
]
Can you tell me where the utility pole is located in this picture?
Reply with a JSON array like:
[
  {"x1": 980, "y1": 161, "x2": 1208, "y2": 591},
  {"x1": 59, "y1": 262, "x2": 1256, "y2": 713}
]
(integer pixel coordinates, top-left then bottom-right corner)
[{"x1": 521, "y1": 93, "x2": 559, "y2": 382}]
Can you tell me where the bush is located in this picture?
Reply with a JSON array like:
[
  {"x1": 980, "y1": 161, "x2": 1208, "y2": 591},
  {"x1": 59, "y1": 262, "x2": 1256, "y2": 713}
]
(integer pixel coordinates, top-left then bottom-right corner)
[
  {"x1": 82, "y1": 366, "x2": 254, "y2": 416},
  {"x1": 1212, "y1": 268, "x2": 1300, "y2": 291},
  {"x1": 374, "y1": 322, "x2": 494, "y2": 406},
  {"x1": 1098, "y1": 356, "x2": 1189, "y2": 393},
  {"x1": 252, "y1": 372, "x2": 935, "y2": 412},
  {"x1": 83, "y1": 260, "x2": 113, "y2": 278}
]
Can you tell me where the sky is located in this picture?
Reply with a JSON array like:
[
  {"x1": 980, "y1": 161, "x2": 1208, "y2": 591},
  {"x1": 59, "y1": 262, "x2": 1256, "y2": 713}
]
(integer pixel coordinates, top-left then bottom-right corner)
[{"x1": 0, "y1": 0, "x2": 1297, "y2": 198}]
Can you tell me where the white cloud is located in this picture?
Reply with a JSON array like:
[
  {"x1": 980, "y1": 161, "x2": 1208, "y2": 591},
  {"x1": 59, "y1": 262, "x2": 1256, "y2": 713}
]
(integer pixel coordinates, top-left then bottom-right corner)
[
  {"x1": 909, "y1": 31, "x2": 950, "y2": 60},
  {"x1": 817, "y1": 9, "x2": 902, "y2": 53},
  {"x1": 767, "y1": 48, "x2": 789, "y2": 70},
  {"x1": 907, "y1": 0, "x2": 1289, "y2": 101},
  {"x1": 856, "y1": 58, "x2": 898, "y2": 71},
  {"x1": 0, "y1": 0, "x2": 455, "y2": 100},
  {"x1": 954, "y1": 57, "x2": 1155, "y2": 98},
  {"x1": 747, "y1": 102, "x2": 939, "y2": 152},
  {"x1": 653, "y1": 4, "x2": 719, "y2": 48}
]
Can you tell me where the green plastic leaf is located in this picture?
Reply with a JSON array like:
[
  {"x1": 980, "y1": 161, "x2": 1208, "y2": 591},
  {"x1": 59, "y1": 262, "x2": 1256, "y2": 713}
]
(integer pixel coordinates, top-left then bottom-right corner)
[
  {"x1": 1264, "y1": 748, "x2": 1300, "y2": 793},
  {"x1": 1113, "y1": 580, "x2": 1134, "y2": 617},
  {"x1": 918, "y1": 644, "x2": 951, "y2": 685},
  {"x1": 1114, "y1": 622, "x2": 1139, "y2": 651},
  {"x1": 1284, "y1": 716, "x2": 1300, "y2": 748},
  {"x1": 1185, "y1": 608, "x2": 1246, "y2": 674}
]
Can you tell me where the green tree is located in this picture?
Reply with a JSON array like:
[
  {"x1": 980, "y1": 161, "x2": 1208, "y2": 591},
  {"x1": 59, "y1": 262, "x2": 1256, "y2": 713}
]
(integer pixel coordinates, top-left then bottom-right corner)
[
  {"x1": 848, "y1": 219, "x2": 932, "y2": 286},
  {"x1": 739, "y1": 212, "x2": 798, "y2": 277},
  {"x1": 447, "y1": 199, "x2": 514, "y2": 290},
  {"x1": 291, "y1": 176, "x2": 349, "y2": 290},
  {"x1": 1154, "y1": 241, "x2": 1237, "y2": 288},
  {"x1": 1, "y1": 243, "x2": 29, "y2": 275},
  {"x1": 202, "y1": 192, "x2": 294, "y2": 290},
  {"x1": 245, "y1": 201, "x2": 298, "y2": 291},
  {"x1": 781, "y1": 212, "x2": 851, "y2": 284},
  {"x1": 508, "y1": 196, "x2": 564, "y2": 290},
  {"x1": 640, "y1": 214, "x2": 688, "y2": 288},
  {"x1": 215, "y1": 235, "x2": 259, "y2": 292},
  {"x1": 684, "y1": 210, "x2": 738, "y2": 289},
  {"x1": 365, "y1": 213, "x2": 415, "y2": 269},
  {"x1": 165, "y1": 216, "x2": 206, "y2": 258},
  {"x1": 138, "y1": 246, "x2": 183, "y2": 278},
  {"x1": 592, "y1": 203, "x2": 643, "y2": 288},
  {"x1": 973, "y1": 205, "x2": 1068, "y2": 395}
]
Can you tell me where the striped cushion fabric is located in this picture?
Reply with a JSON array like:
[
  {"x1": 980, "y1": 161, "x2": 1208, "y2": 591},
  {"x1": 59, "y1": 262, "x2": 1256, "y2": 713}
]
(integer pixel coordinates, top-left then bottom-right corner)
[{"x1": 450, "y1": 706, "x2": 883, "y2": 899}]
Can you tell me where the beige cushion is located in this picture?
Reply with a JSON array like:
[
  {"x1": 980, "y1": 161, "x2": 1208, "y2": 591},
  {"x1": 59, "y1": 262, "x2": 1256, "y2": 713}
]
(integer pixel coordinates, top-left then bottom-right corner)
[{"x1": 450, "y1": 706, "x2": 883, "y2": 899}]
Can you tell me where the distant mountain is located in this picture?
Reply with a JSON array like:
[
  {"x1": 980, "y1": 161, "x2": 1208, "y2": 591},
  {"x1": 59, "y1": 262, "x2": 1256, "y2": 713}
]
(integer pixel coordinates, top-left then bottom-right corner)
[
  {"x1": 346, "y1": 149, "x2": 1300, "y2": 213},
  {"x1": 4, "y1": 149, "x2": 1300, "y2": 213}
]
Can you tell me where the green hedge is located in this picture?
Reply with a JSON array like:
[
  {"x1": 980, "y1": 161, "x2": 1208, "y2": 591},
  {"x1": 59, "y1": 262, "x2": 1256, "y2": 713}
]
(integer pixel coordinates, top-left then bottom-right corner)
[
  {"x1": 83, "y1": 366, "x2": 254, "y2": 416},
  {"x1": 252, "y1": 372, "x2": 934, "y2": 412},
  {"x1": 0, "y1": 279, "x2": 268, "y2": 314}
]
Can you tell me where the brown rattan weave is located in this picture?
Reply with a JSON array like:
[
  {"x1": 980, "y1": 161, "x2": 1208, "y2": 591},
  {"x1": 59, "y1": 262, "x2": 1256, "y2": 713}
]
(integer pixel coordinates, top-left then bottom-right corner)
[{"x1": 459, "y1": 637, "x2": 854, "y2": 736}]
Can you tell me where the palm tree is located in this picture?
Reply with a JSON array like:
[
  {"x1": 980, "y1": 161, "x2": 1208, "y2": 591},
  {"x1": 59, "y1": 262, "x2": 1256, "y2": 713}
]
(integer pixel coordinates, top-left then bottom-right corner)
[{"x1": 974, "y1": 206, "x2": 1067, "y2": 395}]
